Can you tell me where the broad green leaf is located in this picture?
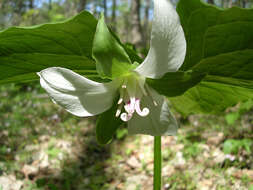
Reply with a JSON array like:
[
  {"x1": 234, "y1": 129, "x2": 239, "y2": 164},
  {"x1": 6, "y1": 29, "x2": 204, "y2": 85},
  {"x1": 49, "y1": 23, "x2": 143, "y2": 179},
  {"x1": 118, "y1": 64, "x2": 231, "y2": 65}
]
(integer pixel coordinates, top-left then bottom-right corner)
[
  {"x1": 203, "y1": 22, "x2": 253, "y2": 58},
  {"x1": 178, "y1": 1, "x2": 253, "y2": 70},
  {"x1": 176, "y1": 0, "x2": 206, "y2": 33},
  {"x1": 0, "y1": 11, "x2": 99, "y2": 84},
  {"x1": 193, "y1": 50, "x2": 253, "y2": 88},
  {"x1": 146, "y1": 71, "x2": 205, "y2": 97},
  {"x1": 96, "y1": 97, "x2": 123, "y2": 145},
  {"x1": 170, "y1": 81, "x2": 253, "y2": 116},
  {"x1": 171, "y1": 0, "x2": 253, "y2": 115},
  {"x1": 92, "y1": 15, "x2": 132, "y2": 79},
  {"x1": 0, "y1": 54, "x2": 97, "y2": 84}
]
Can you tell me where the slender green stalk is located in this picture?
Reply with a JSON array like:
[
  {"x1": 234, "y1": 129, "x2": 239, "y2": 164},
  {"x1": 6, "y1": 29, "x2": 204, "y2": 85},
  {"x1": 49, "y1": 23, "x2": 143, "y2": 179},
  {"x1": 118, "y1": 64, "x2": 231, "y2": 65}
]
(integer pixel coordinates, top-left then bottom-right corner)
[{"x1": 153, "y1": 136, "x2": 162, "y2": 190}]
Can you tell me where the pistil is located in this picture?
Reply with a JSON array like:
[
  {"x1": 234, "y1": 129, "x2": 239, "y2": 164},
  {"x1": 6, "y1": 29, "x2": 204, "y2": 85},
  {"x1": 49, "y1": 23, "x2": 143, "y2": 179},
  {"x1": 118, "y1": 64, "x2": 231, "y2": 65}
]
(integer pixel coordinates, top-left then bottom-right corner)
[
  {"x1": 135, "y1": 98, "x2": 149, "y2": 116},
  {"x1": 115, "y1": 74, "x2": 151, "y2": 122}
]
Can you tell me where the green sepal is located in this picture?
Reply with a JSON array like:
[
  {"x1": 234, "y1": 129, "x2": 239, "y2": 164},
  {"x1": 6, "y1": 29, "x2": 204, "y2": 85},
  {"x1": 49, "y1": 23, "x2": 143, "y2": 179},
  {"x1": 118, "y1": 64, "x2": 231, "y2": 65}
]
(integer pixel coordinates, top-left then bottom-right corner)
[
  {"x1": 146, "y1": 71, "x2": 206, "y2": 97},
  {"x1": 96, "y1": 96, "x2": 123, "y2": 145},
  {"x1": 92, "y1": 14, "x2": 132, "y2": 79}
]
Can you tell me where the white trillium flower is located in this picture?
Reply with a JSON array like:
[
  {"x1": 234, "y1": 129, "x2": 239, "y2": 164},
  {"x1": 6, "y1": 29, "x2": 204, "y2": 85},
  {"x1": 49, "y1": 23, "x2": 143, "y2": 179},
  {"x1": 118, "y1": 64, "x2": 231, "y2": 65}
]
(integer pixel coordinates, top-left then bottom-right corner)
[{"x1": 38, "y1": 0, "x2": 186, "y2": 137}]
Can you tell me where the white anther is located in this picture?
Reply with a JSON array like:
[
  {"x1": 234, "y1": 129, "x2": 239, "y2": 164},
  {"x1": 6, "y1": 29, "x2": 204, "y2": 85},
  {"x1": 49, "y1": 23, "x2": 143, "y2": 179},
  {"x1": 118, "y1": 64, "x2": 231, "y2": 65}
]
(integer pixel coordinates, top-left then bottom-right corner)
[
  {"x1": 116, "y1": 104, "x2": 123, "y2": 117},
  {"x1": 116, "y1": 109, "x2": 121, "y2": 117},
  {"x1": 118, "y1": 98, "x2": 123, "y2": 105}
]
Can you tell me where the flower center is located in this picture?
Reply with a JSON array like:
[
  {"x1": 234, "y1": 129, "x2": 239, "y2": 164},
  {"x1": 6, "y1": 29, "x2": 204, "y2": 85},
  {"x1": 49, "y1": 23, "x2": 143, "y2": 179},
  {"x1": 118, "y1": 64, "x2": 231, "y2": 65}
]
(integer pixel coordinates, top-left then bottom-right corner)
[{"x1": 115, "y1": 73, "x2": 157, "y2": 122}]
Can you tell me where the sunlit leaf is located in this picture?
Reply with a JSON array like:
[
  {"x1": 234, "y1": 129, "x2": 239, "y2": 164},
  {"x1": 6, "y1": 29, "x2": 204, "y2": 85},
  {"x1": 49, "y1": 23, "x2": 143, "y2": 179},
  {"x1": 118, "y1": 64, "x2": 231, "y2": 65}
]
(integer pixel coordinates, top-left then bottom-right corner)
[
  {"x1": 172, "y1": 0, "x2": 253, "y2": 115},
  {"x1": 0, "y1": 11, "x2": 99, "y2": 84}
]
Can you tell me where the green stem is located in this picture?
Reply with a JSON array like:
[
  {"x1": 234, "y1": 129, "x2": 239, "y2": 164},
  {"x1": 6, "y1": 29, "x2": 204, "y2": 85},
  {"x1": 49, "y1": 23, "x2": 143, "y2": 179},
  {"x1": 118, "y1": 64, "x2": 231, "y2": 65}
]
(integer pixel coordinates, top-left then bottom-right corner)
[{"x1": 153, "y1": 136, "x2": 162, "y2": 190}]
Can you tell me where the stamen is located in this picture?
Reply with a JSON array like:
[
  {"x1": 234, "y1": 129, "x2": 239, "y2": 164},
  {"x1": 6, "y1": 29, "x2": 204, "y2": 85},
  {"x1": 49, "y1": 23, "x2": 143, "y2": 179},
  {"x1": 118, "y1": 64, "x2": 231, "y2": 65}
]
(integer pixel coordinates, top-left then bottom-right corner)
[
  {"x1": 118, "y1": 84, "x2": 126, "y2": 105},
  {"x1": 121, "y1": 78, "x2": 127, "y2": 89},
  {"x1": 135, "y1": 99, "x2": 150, "y2": 117},
  {"x1": 116, "y1": 74, "x2": 152, "y2": 121},
  {"x1": 116, "y1": 109, "x2": 121, "y2": 117},
  {"x1": 115, "y1": 104, "x2": 123, "y2": 117},
  {"x1": 118, "y1": 98, "x2": 123, "y2": 105}
]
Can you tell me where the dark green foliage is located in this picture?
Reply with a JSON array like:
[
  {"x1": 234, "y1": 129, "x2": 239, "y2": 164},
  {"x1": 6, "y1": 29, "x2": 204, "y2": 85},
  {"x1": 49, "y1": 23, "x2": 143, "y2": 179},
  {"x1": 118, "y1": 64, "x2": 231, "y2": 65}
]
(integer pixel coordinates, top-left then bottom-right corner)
[
  {"x1": 96, "y1": 97, "x2": 123, "y2": 145},
  {"x1": 147, "y1": 71, "x2": 205, "y2": 97},
  {"x1": 171, "y1": 0, "x2": 253, "y2": 115},
  {"x1": 0, "y1": 11, "x2": 98, "y2": 84}
]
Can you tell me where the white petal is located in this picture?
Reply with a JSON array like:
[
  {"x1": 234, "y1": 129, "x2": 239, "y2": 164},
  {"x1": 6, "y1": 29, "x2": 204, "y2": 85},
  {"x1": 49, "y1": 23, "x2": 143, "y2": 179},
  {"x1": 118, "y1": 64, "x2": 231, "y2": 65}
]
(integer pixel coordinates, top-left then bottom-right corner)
[
  {"x1": 135, "y1": 0, "x2": 186, "y2": 78},
  {"x1": 128, "y1": 87, "x2": 178, "y2": 136},
  {"x1": 38, "y1": 67, "x2": 120, "y2": 117}
]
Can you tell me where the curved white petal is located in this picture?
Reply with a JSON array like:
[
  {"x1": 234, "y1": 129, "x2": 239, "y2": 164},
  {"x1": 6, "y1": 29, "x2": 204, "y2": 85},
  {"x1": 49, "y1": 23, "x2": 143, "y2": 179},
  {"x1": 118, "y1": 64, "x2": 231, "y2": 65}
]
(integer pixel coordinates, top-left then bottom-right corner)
[
  {"x1": 135, "y1": 0, "x2": 186, "y2": 78},
  {"x1": 127, "y1": 87, "x2": 178, "y2": 136},
  {"x1": 38, "y1": 67, "x2": 120, "y2": 117}
]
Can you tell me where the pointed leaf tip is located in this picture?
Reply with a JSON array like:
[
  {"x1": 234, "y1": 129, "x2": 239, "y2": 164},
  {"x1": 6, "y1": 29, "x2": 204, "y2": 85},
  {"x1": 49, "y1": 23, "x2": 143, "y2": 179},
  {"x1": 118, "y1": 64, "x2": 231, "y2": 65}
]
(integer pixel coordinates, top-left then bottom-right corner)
[{"x1": 92, "y1": 15, "x2": 132, "y2": 79}]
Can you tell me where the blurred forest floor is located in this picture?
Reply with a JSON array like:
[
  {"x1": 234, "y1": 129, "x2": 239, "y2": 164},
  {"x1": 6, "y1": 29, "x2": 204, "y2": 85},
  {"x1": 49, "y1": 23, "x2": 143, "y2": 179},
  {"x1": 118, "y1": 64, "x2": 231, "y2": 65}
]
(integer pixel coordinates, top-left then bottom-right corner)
[{"x1": 0, "y1": 83, "x2": 252, "y2": 190}]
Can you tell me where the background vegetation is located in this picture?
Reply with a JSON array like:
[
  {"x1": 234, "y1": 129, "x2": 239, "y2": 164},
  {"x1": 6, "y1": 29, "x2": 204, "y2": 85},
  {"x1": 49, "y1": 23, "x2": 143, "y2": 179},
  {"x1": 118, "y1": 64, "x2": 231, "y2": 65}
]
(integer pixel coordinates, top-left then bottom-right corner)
[
  {"x1": 0, "y1": 0, "x2": 253, "y2": 189},
  {"x1": 1, "y1": 0, "x2": 253, "y2": 47}
]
